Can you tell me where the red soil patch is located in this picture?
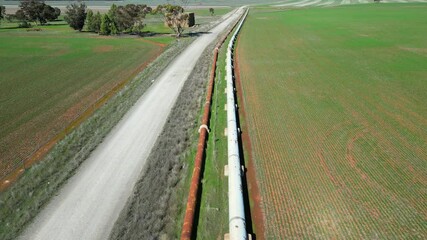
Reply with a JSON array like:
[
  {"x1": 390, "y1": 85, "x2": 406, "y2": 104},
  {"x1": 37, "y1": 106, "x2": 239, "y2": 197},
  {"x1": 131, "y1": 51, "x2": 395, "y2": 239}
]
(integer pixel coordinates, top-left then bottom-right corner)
[
  {"x1": 315, "y1": 121, "x2": 384, "y2": 219},
  {"x1": 93, "y1": 45, "x2": 114, "y2": 53},
  {"x1": 91, "y1": 35, "x2": 167, "y2": 48},
  {"x1": 137, "y1": 38, "x2": 168, "y2": 48},
  {"x1": 317, "y1": 146, "x2": 381, "y2": 219},
  {"x1": 345, "y1": 129, "x2": 385, "y2": 183},
  {"x1": 46, "y1": 49, "x2": 69, "y2": 56},
  {"x1": 235, "y1": 34, "x2": 266, "y2": 240}
]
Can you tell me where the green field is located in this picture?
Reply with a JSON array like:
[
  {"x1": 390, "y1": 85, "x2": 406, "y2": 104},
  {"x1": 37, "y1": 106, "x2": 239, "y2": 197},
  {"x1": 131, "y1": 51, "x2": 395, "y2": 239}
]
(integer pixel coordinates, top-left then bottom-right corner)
[
  {"x1": 237, "y1": 3, "x2": 427, "y2": 238},
  {"x1": 0, "y1": 23, "x2": 170, "y2": 179}
]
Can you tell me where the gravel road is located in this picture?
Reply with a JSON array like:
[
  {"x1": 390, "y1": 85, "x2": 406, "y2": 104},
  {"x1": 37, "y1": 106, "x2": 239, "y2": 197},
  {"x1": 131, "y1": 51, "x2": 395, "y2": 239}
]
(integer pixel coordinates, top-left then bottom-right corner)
[{"x1": 19, "y1": 7, "x2": 245, "y2": 240}]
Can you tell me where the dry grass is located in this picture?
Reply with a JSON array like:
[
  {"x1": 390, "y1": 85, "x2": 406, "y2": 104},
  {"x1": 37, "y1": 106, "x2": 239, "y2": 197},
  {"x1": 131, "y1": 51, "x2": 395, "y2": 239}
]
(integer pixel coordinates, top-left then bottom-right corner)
[{"x1": 109, "y1": 41, "x2": 215, "y2": 240}]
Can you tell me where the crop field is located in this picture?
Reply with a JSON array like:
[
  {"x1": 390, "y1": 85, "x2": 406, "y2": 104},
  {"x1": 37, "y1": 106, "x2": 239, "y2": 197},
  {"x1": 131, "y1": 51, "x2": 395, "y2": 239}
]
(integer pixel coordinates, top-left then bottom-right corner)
[
  {"x1": 0, "y1": 24, "x2": 170, "y2": 180},
  {"x1": 237, "y1": 3, "x2": 427, "y2": 239}
]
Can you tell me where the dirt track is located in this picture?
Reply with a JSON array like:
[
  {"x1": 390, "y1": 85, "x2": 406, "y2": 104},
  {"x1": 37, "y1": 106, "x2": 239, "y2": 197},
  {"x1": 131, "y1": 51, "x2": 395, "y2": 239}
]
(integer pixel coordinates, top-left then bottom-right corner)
[{"x1": 19, "y1": 7, "x2": 245, "y2": 240}]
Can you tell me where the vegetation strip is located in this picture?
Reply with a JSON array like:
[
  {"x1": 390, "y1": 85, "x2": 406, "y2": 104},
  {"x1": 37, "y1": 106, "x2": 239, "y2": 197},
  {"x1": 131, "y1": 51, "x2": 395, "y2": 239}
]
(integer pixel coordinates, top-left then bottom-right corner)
[
  {"x1": 193, "y1": 28, "x2": 234, "y2": 239},
  {"x1": 180, "y1": 9, "x2": 245, "y2": 240},
  {"x1": 234, "y1": 30, "x2": 265, "y2": 239}
]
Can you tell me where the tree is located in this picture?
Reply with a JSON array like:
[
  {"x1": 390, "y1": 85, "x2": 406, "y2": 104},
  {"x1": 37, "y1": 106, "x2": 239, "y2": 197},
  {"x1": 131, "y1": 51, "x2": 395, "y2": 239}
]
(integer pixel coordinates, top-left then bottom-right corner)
[
  {"x1": 85, "y1": 9, "x2": 94, "y2": 31},
  {"x1": 42, "y1": 5, "x2": 60, "y2": 22},
  {"x1": 0, "y1": 5, "x2": 5, "y2": 19},
  {"x1": 5, "y1": 13, "x2": 17, "y2": 23},
  {"x1": 155, "y1": 4, "x2": 189, "y2": 38},
  {"x1": 107, "y1": 4, "x2": 118, "y2": 33},
  {"x1": 114, "y1": 4, "x2": 150, "y2": 34},
  {"x1": 99, "y1": 14, "x2": 111, "y2": 35},
  {"x1": 93, "y1": 12, "x2": 102, "y2": 33},
  {"x1": 108, "y1": 3, "x2": 118, "y2": 23},
  {"x1": 15, "y1": 9, "x2": 28, "y2": 27},
  {"x1": 85, "y1": 9, "x2": 101, "y2": 33},
  {"x1": 0, "y1": 6, "x2": 5, "y2": 25},
  {"x1": 209, "y1": 8, "x2": 214, "y2": 16},
  {"x1": 374, "y1": 0, "x2": 381, "y2": 2},
  {"x1": 54, "y1": 7, "x2": 61, "y2": 19},
  {"x1": 64, "y1": 3, "x2": 86, "y2": 31},
  {"x1": 17, "y1": 0, "x2": 46, "y2": 25},
  {"x1": 14, "y1": 0, "x2": 58, "y2": 27},
  {"x1": 110, "y1": 21, "x2": 118, "y2": 35}
]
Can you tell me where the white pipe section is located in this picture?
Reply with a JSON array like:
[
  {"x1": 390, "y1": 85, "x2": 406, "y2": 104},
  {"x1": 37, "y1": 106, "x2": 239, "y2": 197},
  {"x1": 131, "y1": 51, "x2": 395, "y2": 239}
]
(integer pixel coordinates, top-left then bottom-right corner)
[{"x1": 226, "y1": 8, "x2": 249, "y2": 240}]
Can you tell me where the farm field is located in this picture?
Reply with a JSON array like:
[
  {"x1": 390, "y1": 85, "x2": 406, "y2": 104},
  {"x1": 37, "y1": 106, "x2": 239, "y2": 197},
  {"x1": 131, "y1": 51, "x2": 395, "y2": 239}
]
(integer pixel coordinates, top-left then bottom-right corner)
[
  {"x1": 0, "y1": 23, "x2": 170, "y2": 180},
  {"x1": 237, "y1": 3, "x2": 427, "y2": 239}
]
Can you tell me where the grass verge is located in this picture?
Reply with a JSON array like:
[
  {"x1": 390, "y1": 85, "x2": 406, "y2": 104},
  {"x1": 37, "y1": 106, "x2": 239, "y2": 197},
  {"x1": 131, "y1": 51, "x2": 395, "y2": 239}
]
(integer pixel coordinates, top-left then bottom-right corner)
[
  {"x1": 193, "y1": 32, "x2": 231, "y2": 239},
  {"x1": 109, "y1": 36, "x2": 216, "y2": 240}
]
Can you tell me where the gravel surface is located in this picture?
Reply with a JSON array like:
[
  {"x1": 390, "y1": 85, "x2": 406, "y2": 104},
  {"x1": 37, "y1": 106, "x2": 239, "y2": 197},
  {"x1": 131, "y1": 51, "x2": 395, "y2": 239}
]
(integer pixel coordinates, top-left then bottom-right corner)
[{"x1": 19, "y1": 7, "x2": 245, "y2": 240}]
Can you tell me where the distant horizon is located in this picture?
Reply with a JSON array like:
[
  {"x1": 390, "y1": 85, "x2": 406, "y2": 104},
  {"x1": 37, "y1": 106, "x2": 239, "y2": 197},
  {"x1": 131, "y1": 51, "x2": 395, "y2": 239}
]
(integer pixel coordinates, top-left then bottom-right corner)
[{"x1": 0, "y1": 0, "x2": 282, "y2": 7}]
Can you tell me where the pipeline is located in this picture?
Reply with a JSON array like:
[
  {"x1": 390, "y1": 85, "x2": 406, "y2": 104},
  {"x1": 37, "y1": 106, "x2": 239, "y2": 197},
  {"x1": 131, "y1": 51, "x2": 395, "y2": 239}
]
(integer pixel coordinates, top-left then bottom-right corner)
[
  {"x1": 226, "y1": 9, "x2": 249, "y2": 240},
  {"x1": 180, "y1": 8, "x2": 247, "y2": 240}
]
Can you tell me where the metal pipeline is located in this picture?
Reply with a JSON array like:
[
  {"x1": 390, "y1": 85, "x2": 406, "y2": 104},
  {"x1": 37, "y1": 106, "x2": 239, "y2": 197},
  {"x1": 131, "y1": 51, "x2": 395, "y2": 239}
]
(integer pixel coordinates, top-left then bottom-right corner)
[
  {"x1": 180, "y1": 8, "x2": 247, "y2": 240},
  {"x1": 226, "y1": 9, "x2": 249, "y2": 240}
]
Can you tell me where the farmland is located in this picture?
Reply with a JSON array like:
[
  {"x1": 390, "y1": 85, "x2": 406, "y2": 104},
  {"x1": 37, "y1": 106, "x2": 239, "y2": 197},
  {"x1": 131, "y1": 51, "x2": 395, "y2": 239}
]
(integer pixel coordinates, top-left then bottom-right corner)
[
  {"x1": 237, "y1": 3, "x2": 427, "y2": 239},
  {"x1": 0, "y1": 23, "x2": 169, "y2": 180}
]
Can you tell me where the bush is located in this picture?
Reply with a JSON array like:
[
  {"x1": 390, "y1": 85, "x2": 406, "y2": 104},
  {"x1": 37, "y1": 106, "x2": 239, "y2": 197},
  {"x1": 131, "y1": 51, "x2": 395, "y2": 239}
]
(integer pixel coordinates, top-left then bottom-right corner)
[
  {"x1": 99, "y1": 14, "x2": 111, "y2": 35},
  {"x1": 18, "y1": 21, "x2": 32, "y2": 28}
]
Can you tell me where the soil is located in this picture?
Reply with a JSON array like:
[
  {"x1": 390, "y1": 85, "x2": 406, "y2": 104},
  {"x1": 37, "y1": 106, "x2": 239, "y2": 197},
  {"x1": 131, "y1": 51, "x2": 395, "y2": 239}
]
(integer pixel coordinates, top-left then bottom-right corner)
[
  {"x1": 234, "y1": 34, "x2": 266, "y2": 240},
  {"x1": 93, "y1": 45, "x2": 114, "y2": 53}
]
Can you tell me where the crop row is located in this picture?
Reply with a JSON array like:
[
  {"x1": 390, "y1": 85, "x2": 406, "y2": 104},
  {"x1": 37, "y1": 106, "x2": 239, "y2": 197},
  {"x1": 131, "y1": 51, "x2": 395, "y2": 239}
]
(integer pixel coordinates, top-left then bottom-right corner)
[{"x1": 236, "y1": 5, "x2": 427, "y2": 239}]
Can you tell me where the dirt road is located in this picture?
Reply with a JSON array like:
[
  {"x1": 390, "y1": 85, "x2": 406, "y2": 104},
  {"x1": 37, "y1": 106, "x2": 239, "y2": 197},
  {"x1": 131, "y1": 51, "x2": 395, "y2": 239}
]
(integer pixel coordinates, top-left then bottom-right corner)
[{"x1": 19, "y1": 7, "x2": 245, "y2": 240}]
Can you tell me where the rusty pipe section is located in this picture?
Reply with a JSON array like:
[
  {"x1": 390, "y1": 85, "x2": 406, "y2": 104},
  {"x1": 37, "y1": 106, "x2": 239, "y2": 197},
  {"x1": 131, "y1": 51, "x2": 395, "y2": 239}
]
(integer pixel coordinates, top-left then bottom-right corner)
[{"x1": 180, "y1": 9, "x2": 247, "y2": 240}]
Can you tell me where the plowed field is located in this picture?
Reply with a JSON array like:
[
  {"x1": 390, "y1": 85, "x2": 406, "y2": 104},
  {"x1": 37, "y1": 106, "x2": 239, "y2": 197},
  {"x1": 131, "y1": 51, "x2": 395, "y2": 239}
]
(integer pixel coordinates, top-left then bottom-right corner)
[{"x1": 237, "y1": 3, "x2": 427, "y2": 239}]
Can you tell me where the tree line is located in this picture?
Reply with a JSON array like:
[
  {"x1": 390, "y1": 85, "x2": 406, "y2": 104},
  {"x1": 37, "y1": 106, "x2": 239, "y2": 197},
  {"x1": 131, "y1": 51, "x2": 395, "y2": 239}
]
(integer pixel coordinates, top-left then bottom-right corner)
[
  {"x1": 1, "y1": 0, "x2": 60, "y2": 27},
  {"x1": 65, "y1": 3, "x2": 152, "y2": 35},
  {"x1": 1, "y1": 1, "x2": 193, "y2": 38},
  {"x1": 65, "y1": 3, "x2": 191, "y2": 37}
]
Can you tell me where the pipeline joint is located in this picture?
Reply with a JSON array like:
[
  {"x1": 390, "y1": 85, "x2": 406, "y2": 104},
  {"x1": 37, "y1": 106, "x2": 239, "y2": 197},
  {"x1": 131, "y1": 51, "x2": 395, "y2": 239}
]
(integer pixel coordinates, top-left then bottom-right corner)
[{"x1": 198, "y1": 124, "x2": 210, "y2": 134}]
